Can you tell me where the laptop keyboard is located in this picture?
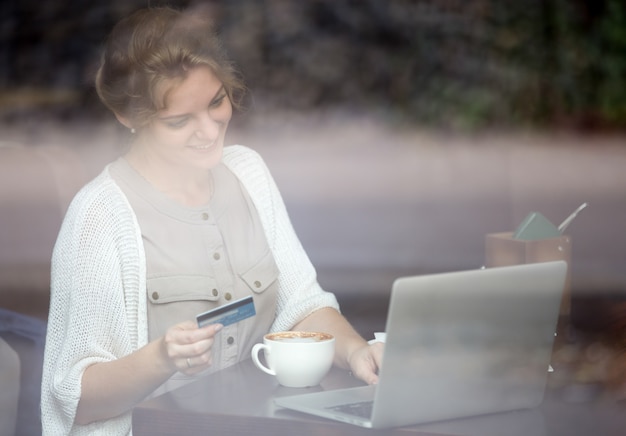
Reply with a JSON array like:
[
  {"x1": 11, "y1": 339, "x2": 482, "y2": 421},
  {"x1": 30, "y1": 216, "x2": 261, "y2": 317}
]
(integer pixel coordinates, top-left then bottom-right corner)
[{"x1": 327, "y1": 401, "x2": 373, "y2": 419}]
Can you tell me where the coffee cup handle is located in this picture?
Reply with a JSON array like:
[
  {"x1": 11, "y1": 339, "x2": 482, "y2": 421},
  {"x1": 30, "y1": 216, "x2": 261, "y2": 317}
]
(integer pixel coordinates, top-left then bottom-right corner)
[{"x1": 251, "y1": 343, "x2": 276, "y2": 376}]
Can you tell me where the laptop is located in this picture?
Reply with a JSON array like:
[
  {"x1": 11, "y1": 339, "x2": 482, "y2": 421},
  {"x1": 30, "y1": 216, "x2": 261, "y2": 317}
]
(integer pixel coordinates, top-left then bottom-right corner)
[{"x1": 275, "y1": 261, "x2": 567, "y2": 429}]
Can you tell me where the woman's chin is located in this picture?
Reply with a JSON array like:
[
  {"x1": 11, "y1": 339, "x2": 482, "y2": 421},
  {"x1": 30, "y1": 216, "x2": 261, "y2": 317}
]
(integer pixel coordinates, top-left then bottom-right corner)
[{"x1": 189, "y1": 144, "x2": 223, "y2": 168}]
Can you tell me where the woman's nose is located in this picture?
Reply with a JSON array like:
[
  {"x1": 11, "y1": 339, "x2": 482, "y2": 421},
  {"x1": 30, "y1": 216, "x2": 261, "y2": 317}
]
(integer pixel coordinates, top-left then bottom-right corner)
[{"x1": 195, "y1": 114, "x2": 221, "y2": 141}]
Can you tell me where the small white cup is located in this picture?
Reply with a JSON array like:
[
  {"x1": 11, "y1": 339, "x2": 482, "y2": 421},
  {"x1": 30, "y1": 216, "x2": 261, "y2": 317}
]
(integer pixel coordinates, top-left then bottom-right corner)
[{"x1": 251, "y1": 331, "x2": 335, "y2": 388}]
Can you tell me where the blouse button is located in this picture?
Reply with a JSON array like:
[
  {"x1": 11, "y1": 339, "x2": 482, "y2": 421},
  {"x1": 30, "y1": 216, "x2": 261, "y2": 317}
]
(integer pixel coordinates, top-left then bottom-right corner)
[
  {"x1": 227, "y1": 336, "x2": 234, "y2": 345},
  {"x1": 225, "y1": 293, "x2": 232, "y2": 301},
  {"x1": 201, "y1": 212, "x2": 209, "y2": 220},
  {"x1": 254, "y1": 280, "x2": 262, "y2": 289},
  {"x1": 212, "y1": 288, "x2": 218, "y2": 297},
  {"x1": 152, "y1": 291, "x2": 159, "y2": 300},
  {"x1": 213, "y1": 252, "x2": 221, "y2": 261}
]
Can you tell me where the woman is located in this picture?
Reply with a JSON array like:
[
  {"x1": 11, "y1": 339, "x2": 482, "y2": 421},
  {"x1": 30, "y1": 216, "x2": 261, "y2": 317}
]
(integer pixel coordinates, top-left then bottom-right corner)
[{"x1": 41, "y1": 6, "x2": 383, "y2": 435}]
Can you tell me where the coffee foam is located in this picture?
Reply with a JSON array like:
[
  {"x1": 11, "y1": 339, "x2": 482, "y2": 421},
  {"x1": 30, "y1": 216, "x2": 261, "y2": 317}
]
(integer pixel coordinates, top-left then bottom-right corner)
[{"x1": 267, "y1": 331, "x2": 333, "y2": 342}]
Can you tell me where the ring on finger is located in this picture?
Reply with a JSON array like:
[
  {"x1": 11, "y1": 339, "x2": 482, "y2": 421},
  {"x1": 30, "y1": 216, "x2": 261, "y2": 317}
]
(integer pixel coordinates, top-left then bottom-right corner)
[{"x1": 186, "y1": 357, "x2": 192, "y2": 368}]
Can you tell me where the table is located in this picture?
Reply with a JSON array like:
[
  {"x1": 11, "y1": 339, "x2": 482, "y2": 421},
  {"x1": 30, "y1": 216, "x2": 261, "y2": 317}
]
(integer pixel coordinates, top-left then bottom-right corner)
[{"x1": 132, "y1": 355, "x2": 626, "y2": 436}]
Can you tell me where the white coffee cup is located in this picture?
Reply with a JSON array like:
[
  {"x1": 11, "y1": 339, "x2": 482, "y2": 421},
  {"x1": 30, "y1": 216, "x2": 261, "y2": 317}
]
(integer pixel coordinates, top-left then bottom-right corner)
[{"x1": 251, "y1": 331, "x2": 335, "y2": 388}]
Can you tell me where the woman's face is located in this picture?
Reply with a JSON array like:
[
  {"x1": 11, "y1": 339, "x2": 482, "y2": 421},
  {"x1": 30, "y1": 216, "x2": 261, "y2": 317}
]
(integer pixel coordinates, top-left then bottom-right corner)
[{"x1": 135, "y1": 66, "x2": 232, "y2": 172}]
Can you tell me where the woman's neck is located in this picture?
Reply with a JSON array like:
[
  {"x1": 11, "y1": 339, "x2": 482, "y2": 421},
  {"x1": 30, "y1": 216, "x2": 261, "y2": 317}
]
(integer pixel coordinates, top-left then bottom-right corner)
[{"x1": 125, "y1": 148, "x2": 213, "y2": 207}]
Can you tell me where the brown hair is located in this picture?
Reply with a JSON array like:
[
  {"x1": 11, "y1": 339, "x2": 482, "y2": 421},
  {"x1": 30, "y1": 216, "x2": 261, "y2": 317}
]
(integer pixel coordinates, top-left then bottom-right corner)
[{"x1": 95, "y1": 7, "x2": 245, "y2": 127}]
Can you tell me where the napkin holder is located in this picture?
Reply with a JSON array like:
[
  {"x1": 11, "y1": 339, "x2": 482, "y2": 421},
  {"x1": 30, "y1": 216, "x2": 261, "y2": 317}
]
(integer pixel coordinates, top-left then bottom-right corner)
[{"x1": 485, "y1": 232, "x2": 572, "y2": 317}]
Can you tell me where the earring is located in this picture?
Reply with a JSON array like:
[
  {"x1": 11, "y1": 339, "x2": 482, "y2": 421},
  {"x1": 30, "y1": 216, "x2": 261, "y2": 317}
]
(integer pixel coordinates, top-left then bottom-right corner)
[{"x1": 130, "y1": 128, "x2": 136, "y2": 134}]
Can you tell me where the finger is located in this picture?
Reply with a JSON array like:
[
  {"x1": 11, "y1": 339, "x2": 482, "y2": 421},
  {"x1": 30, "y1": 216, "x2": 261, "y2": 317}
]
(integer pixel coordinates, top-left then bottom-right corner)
[
  {"x1": 173, "y1": 336, "x2": 216, "y2": 362},
  {"x1": 199, "y1": 323, "x2": 224, "y2": 335},
  {"x1": 360, "y1": 363, "x2": 379, "y2": 385},
  {"x1": 371, "y1": 342, "x2": 385, "y2": 367},
  {"x1": 183, "y1": 325, "x2": 223, "y2": 357},
  {"x1": 351, "y1": 345, "x2": 383, "y2": 385},
  {"x1": 180, "y1": 351, "x2": 213, "y2": 374},
  {"x1": 167, "y1": 322, "x2": 223, "y2": 347},
  {"x1": 353, "y1": 366, "x2": 378, "y2": 385},
  {"x1": 164, "y1": 326, "x2": 222, "y2": 365}
]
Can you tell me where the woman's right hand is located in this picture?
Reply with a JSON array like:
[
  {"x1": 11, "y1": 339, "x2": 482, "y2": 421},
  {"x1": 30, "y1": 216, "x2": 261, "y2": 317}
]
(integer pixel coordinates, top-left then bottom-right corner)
[
  {"x1": 76, "y1": 321, "x2": 223, "y2": 424},
  {"x1": 161, "y1": 321, "x2": 223, "y2": 375}
]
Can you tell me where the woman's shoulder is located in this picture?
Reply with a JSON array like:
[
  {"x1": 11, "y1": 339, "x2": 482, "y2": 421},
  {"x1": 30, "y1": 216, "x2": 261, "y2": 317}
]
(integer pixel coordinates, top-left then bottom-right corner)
[
  {"x1": 73, "y1": 166, "x2": 123, "y2": 201},
  {"x1": 65, "y1": 166, "x2": 132, "y2": 222},
  {"x1": 223, "y1": 144, "x2": 263, "y2": 165},
  {"x1": 222, "y1": 145, "x2": 270, "y2": 181}
]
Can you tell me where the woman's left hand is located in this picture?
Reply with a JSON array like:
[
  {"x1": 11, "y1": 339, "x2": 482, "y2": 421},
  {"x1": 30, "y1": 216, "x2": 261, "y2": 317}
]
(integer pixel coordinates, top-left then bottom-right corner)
[{"x1": 347, "y1": 341, "x2": 385, "y2": 385}]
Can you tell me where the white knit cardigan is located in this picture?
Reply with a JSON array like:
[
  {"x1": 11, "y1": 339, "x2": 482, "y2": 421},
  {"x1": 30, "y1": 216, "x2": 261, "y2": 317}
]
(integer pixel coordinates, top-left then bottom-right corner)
[{"x1": 41, "y1": 145, "x2": 339, "y2": 435}]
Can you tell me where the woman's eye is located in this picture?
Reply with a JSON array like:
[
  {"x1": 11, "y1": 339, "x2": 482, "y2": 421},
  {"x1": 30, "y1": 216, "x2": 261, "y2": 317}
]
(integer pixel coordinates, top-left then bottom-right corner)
[
  {"x1": 165, "y1": 118, "x2": 188, "y2": 129},
  {"x1": 209, "y1": 94, "x2": 226, "y2": 108}
]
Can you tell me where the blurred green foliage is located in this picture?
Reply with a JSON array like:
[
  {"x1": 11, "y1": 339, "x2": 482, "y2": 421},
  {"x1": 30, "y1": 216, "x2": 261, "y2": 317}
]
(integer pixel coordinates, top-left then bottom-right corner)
[
  {"x1": 551, "y1": 0, "x2": 626, "y2": 127},
  {"x1": 218, "y1": 0, "x2": 626, "y2": 130},
  {"x1": 387, "y1": 0, "x2": 626, "y2": 130},
  {"x1": 2, "y1": 0, "x2": 625, "y2": 130}
]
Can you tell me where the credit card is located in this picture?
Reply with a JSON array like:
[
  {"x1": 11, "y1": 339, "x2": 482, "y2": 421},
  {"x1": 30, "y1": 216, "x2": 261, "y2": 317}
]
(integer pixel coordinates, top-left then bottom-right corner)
[{"x1": 196, "y1": 295, "x2": 256, "y2": 328}]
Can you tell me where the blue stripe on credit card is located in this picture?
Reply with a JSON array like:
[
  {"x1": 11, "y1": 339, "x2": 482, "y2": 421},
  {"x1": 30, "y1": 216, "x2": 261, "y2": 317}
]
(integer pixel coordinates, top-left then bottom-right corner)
[{"x1": 196, "y1": 295, "x2": 256, "y2": 328}]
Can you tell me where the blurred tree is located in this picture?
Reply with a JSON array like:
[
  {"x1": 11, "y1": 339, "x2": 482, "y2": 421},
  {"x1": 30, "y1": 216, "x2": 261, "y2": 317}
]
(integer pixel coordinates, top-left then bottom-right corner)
[{"x1": 0, "y1": 0, "x2": 624, "y2": 130}]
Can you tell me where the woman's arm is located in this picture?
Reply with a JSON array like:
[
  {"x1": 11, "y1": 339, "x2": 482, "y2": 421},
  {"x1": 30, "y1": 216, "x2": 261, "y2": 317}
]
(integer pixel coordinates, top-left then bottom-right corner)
[
  {"x1": 43, "y1": 175, "x2": 222, "y2": 429},
  {"x1": 249, "y1": 147, "x2": 383, "y2": 384},
  {"x1": 224, "y1": 148, "x2": 383, "y2": 383},
  {"x1": 293, "y1": 307, "x2": 383, "y2": 385},
  {"x1": 75, "y1": 321, "x2": 222, "y2": 425}
]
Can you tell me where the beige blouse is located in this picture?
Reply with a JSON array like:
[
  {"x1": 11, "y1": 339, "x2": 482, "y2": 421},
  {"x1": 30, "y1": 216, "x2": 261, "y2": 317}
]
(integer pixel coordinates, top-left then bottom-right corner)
[{"x1": 109, "y1": 157, "x2": 279, "y2": 395}]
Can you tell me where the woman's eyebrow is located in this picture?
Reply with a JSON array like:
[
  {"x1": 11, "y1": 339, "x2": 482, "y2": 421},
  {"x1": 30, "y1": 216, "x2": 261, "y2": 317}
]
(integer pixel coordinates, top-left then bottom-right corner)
[
  {"x1": 158, "y1": 113, "x2": 188, "y2": 121},
  {"x1": 158, "y1": 86, "x2": 226, "y2": 121},
  {"x1": 212, "y1": 86, "x2": 226, "y2": 100}
]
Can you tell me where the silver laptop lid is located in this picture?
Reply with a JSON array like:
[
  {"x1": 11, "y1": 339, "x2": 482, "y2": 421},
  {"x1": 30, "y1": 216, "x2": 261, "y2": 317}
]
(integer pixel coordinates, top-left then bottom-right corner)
[{"x1": 371, "y1": 261, "x2": 567, "y2": 428}]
